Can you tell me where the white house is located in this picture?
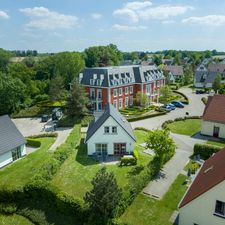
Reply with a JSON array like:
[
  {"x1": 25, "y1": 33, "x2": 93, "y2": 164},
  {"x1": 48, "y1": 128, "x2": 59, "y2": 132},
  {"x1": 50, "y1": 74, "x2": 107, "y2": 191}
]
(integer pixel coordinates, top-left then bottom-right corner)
[
  {"x1": 85, "y1": 103, "x2": 136, "y2": 156},
  {"x1": 0, "y1": 115, "x2": 27, "y2": 168},
  {"x1": 178, "y1": 148, "x2": 225, "y2": 225},
  {"x1": 201, "y1": 95, "x2": 225, "y2": 138}
]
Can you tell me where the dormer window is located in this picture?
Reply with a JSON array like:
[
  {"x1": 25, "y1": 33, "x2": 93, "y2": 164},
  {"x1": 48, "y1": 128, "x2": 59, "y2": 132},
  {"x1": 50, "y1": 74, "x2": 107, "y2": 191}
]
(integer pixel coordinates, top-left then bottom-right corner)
[
  {"x1": 90, "y1": 79, "x2": 95, "y2": 86},
  {"x1": 93, "y1": 74, "x2": 97, "y2": 79},
  {"x1": 104, "y1": 126, "x2": 110, "y2": 134}
]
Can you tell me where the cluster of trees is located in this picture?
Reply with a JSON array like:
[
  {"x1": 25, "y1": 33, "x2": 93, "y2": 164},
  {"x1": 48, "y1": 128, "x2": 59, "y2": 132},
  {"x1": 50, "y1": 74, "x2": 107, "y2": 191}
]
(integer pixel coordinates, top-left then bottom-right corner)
[{"x1": 11, "y1": 50, "x2": 38, "y2": 57}]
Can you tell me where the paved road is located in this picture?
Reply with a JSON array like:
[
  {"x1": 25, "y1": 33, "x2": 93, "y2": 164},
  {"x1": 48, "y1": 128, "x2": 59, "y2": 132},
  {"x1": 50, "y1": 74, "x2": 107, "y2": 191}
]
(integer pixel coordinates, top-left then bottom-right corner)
[
  {"x1": 12, "y1": 118, "x2": 72, "y2": 151},
  {"x1": 131, "y1": 87, "x2": 207, "y2": 130},
  {"x1": 143, "y1": 133, "x2": 206, "y2": 199}
]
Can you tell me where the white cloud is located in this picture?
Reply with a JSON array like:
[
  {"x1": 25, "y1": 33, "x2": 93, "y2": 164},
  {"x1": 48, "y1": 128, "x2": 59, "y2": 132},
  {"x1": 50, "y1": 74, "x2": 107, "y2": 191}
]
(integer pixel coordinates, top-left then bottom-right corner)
[
  {"x1": 112, "y1": 24, "x2": 147, "y2": 31},
  {"x1": 113, "y1": 1, "x2": 193, "y2": 23},
  {"x1": 91, "y1": 13, "x2": 102, "y2": 20},
  {"x1": 20, "y1": 7, "x2": 78, "y2": 30},
  {"x1": 0, "y1": 11, "x2": 9, "y2": 19},
  {"x1": 182, "y1": 15, "x2": 225, "y2": 26},
  {"x1": 161, "y1": 20, "x2": 175, "y2": 24}
]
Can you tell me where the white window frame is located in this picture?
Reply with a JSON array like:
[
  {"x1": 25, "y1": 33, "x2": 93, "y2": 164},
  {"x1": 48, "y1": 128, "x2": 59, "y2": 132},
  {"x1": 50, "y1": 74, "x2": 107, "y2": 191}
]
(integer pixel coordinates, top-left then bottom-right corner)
[
  {"x1": 104, "y1": 126, "x2": 110, "y2": 134},
  {"x1": 113, "y1": 100, "x2": 117, "y2": 109},
  {"x1": 119, "y1": 98, "x2": 123, "y2": 109},
  {"x1": 119, "y1": 88, "x2": 123, "y2": 96},
  {"x1": 90, "y1": 79, "x2": 95, "y2": 86},
  {"x1": 97, "y1": 89, "x2": 102, "y2": 99},
  {"x1": 90, "y1": 88, "x2": 95, "y2": 98},
  {"x1": 113, "y1": 89, "x2": 118, "y2": 97},
  {"x1": 130, "y1": 86, "x2": 133, "y2": 94},
  {"x1": 125, "y1": 87, "x2": 129, "y2": 95},
  {"x1": 129, "y1": 96, "x2": 133, "y2": 106},
  {"x1": 112, "y1": 126, "x2": 117, "y2": 134},
  {"x1": 125, "y1": 97, "x2": 129, "y2": 107}
]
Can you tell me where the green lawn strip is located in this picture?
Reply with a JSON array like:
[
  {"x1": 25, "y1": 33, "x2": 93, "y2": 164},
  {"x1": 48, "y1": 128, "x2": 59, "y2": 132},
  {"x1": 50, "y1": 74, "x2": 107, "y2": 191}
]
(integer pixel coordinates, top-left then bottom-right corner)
[
  {"x1": 206, "y1": 140, "x2": 225, "y2": 147},
  {"x1": 0, "y1": 137, "x2": 55, "y2": 189},
  {"x1": 120, "y1": 174, "x2": 187, "y2": 225},
  {"x1": 51, "y1": 130, "x2": 152, "y2": 199},
  {"x1": 167, "y1": 119, "x2": 201, "y2": 136},
  {"x1": 0, "y1": 214, "x2": 34, "y2": 225}
]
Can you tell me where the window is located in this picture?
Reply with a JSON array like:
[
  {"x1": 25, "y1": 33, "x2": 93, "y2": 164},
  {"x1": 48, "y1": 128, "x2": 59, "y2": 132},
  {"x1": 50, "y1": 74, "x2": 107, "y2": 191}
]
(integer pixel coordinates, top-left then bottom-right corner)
[
  {"x1": 113, "y1": 100, "x2": 117, "y2": 109},
  {"x1": 97, "y1": 89, "x2": 102, "y2": 99},
  {"x1": 130, "y1": 86, "x2": 133, "y2": 94},
  {"x1": 114, "y1": 143, "x2": 126, "y2": 155},
  {"x1": 90, "y1": 79, "x2": 95, "y2": 86},
  {"x1": 119, "y1": 88, "x2": 123, "y2": 96},
  {"x1": 146, "y1": 84, "x2": 151, "y2": 94},
  {"x1": 11, "y1": 147, "x2": 22, "y2": 161},
  {"x1": 130, "y1": 96, "x2": 133, "y2": 106},
  {"x1": 125, "y1": 87, "x2": 129, "y2": 95},
  {"x1": 95, "y1": 144, "x2": 107, "y2": 156},
  {"x1": 104, "y1": 126, "x2": 110, "y2": 134},
  {"x1": 112, "y1": 126, "x2": 117, "y2": 134},
  {"x1": 90, "y1": 88, "x2": 95, "y2": 98},
  {"x1": 113, "y1": 89, "x2": 118, "y2": 97},
  {"x1": 119, "y1": 99, "x2": 123, "y2": 109},
  {"x1": 125, "y1": 97, "x2": 129, "y2": 107},
  {"x1": 215, "y1": 200, "x2": 225, "y2": 217}
]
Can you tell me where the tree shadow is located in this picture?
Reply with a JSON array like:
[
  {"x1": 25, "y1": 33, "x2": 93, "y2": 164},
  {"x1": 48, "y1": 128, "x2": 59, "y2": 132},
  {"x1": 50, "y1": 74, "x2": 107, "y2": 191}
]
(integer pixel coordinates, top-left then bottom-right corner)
[{"x1": 75, "y1": 138, "x2": 99, "y2": 166}]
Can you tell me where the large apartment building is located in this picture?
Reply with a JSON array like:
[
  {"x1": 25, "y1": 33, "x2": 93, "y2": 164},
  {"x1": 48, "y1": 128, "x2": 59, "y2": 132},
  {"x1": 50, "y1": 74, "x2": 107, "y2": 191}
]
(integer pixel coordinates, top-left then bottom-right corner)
[{"x1": 79, "y1": 65, "x2": 165, "y2": 111}]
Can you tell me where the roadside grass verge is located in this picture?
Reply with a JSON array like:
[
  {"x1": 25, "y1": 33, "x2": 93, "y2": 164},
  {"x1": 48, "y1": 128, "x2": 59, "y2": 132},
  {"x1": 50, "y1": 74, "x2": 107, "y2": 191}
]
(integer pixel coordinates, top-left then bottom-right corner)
[
  {"x1": 120, "y1": 174, "x2": 187, "y2": 225},
  {"x1": 167, "y1": 119, "x2": 201, "y2": 136},
  {"x1": 206, "y1": 140, "x2": 225, "y2": 147},
  {"x1": 51, "y1": 130, "x2": 152, "y2": 199},
  {"x1": 0, "y1": 137, "x2": 55, "y2": 189}
]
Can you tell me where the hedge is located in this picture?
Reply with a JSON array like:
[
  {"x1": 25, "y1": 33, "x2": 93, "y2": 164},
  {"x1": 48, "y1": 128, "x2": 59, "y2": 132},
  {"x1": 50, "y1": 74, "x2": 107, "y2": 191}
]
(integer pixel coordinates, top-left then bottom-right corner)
[
  {"x1": 193, "y1": 143, "x2": 222, "y2": 160},
  {"x1": 127, "y1": 111, "x2": 167, "y2": 122},
  {"x1": 27, "y1": 133, "x2": 58, "y2": 139},
  {"x1": 134, "y1": 127, "x2": 150, "y2": 132},
  {"x1": 173, "y1": 90, "x2": 189, "y2": 104},
  {"x1": 120, "y1": 156, "x2": 137, "y2": 166},
  {"x1": 26, "y1": 138, "x2": 41, "y2": 148}
]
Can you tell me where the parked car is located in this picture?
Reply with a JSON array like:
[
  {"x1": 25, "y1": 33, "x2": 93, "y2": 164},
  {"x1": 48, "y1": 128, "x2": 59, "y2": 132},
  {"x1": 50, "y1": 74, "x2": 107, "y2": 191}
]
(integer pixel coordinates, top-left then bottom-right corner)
[
  {"x1": 167, "y1": 103, "x2": 176, "y2": 110},
  {"x1": 41, "y1": 114, "x2": 49, "y2": 122},
  {"x1": 196, "y1": 90, "x2": 205, "y2": 94},
  {"x1": 160, "y1": 105, "x2": 172, "y2": 112},
  {"x1": 171, "y1": 101, "x2": 185, "y2": 108}
]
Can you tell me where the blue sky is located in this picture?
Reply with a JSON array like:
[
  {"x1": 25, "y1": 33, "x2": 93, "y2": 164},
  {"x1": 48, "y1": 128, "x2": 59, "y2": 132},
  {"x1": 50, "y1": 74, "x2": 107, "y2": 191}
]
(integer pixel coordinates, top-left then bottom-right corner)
[{"x1": 1, "y1": 0, "x2": 225, "y2": 52}]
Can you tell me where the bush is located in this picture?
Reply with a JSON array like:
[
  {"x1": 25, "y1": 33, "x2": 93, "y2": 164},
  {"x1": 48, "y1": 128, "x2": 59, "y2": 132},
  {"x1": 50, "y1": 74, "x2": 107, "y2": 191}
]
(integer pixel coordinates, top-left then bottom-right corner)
[
  {"x1": 81, "y1": 115, "x2": 94, "y2": 127},
  {"x1": 161, "y1": 120, "x2": 173, "y2": 129},
  {"x1": 34, "y1": 94, "x2": 49, "y2": 104},
  {"x1": 173, "y1": 90, "x2": 189, "y2": 104},
  {"x1": 134, "y1": 127, "x2": 150, "y2": 132},
  {"x1": 27, "y1": 133, "x2": 58, "y2": 139},
  {"x1": 0, "y1": 203, "x2": 17, "y2": 214},
  {"x1": 120, "y1": 156, "x2": 137, "y2": 166},
  {"x1": 127, "y1": 111, "x2": 166, "y2": 122},
  {"x1": 193, "y1": 143, "x2": 221, "y2": 160},
  {"x1": 201, "y1": 97, "x2": 208, "y2": 105},
  {"x1": 133, "y1": 149, "x2": 139, "y2": 160},
  {"x1": 26, "y1": 138, "x2": 41, "y2": 148}
]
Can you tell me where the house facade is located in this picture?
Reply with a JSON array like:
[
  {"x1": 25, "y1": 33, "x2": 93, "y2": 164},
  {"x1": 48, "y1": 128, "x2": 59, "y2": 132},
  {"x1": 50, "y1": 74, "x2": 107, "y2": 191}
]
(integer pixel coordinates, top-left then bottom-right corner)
[
  {"x1": 164, "y1": 65, "x2": 184, "y2": 82},
  {"x1": 79, "y1": 65, "x2": 165, "y2": 111},
  {"x1": 85, "y1": 104, "x2": 136, "y2": 156},
  {"x1": 0, "y1": 115, "x2": 27, "y2": 168},
  {"x1": 201, "y1": 95, "x2": 225, "y2": 138},
  {"x1": 179, "y1": 148, "x2": 225, "y2": 225}
]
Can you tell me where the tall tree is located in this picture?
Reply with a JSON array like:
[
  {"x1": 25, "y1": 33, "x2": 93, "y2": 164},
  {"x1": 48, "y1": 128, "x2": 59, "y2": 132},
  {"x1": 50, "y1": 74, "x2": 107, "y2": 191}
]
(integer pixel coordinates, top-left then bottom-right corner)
[
  {"x1": 84, "y1": 167, "x2": 122, "y2": 224},
  {"x1": 212, "y1": 74, "x2": 221, "y2": 93},
  {"x1": 183, "y1": 67, "x2": 194, "y2": 85},
  {"x1": 159, "y1": 86, "x2": 173, "y2": 103},
  {"x1": 146, "y1": 129, "x2": 176, "y2": 164},
  {"x1": 0, "y1": 48, "x2": 12, "y2": 72},
  {"x1": 66, "y1": 81, "x2": 88, "y2": 117},
  {"x1": 135, "y1": 91, "x2": 149, "y2": 108}
]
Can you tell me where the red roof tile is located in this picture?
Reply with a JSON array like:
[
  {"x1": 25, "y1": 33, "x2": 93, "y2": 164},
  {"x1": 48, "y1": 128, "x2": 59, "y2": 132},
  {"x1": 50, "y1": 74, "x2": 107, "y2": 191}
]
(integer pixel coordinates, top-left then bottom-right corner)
[
  {"x1": 202, "y1": 95, "x2": 225, "y2": 124},
  {"x1": 179, "y1": 148, "x2": 225, "y2": 208}
]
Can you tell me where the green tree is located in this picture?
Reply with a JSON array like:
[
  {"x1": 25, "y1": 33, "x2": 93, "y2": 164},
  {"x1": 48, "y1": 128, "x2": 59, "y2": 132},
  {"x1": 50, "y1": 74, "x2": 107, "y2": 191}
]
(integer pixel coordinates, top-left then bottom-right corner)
[
  {"x1": 84, "y1": 167, "x2": 122, "y2": 224},
  {"x1": 0, "y1": 73, "x2": 25, "y2": 115},
  {"x1": 146, "y1": 129, "x2": 176, "y2": 164},
  {"x1": 212, "y1": 74, "x2": 221, "y2": 93},
  {"x1": 0, "y1": 48, "x2": 12, "y2": 72},
  {"x1": 66, "y1": 81, "x2": 88, "y2": 117},
  {"x1": 174, "y1": 53, "x2": 182, "y2": 65},
  {"x1": 183, "y1": 67, "x2": 194, "y2": 85},
  {"x1": 159, "y1": 86, "x2": 173, "y2": 103},
  {"x1": 153, "y1": 54, "x2": 162, "y2": 66},
  {"x1": 135, "y1": 91, "x2": 149, "y2": 108}
]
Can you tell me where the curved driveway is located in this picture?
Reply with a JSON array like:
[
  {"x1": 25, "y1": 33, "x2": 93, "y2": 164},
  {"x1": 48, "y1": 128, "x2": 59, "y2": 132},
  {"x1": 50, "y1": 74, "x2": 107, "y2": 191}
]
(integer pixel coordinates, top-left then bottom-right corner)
[{"x1": 131, "y1": 87, "x2": 207, "y2": 130}]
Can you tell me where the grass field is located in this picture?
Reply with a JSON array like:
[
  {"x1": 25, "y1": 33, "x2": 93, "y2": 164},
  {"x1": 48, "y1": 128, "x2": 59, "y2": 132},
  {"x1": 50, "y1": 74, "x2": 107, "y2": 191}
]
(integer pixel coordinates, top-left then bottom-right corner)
[
  {"x1": 167, "y1": 119, "x2": 201, "y2": 136},
  {"x1": 206, "y1": 140, "x2": 225, "y2": 147},
  {"x1": 120, "y1": 174, "x2": 187, "y2": 225},
  {"x1": 51, "y1": 130, "x2": 152, "y2": 199},
  {"x1": 0, "y1": 137, "x2": 55, "y2": 189},
  {"x1": 0, "y1": 214, "x2": 33, "y2": 225}
]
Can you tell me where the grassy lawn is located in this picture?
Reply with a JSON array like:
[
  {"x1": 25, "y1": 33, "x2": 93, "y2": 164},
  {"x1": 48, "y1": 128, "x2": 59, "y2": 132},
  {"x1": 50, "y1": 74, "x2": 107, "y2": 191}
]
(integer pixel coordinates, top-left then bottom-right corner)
[
  {"x1": 119, "y1": 106, "x2": 155, "y2": 116},
  {"x1": 0, "y1": 214, "x2": 33, "y2": 225},
  {"x1": 0, "y1": 137, "x2": 55, "y2": 189},
  {"x1": 120, "y1": 174, "x2": 187, "y2": 225},
  {"x1": 167, "y1": 119, "x2": 201, "y2": 136},
  {"x1": 206, "y1": 140, "x2": 225, "y2": 147},
  {"x1": 51, "y1": 130, "x2": 152, "y2": 199}
]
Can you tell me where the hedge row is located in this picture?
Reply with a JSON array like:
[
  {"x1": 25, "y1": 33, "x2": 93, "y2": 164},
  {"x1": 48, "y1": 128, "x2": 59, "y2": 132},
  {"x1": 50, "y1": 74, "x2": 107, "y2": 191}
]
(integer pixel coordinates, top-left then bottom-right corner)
[
  {"x1": 26, "y1": 138, "x2": 41, "y2": 148},
  {"x1": 134, "y1": 127, "x2": 150, "y2": 132},
  {"x1": 162, "y1": 116, "x2": 201, "y2": 129},
  {"x1": 193, "y1": 143, "x2": 222, "y2": 160},
  {"x1": 27, "y1": 133, "x2": 58, "y2": 139},
  {"x1": 127, "y1": 111, "x2": 167, "y2": 122},
  {"x1": 173, "y1": 90, "x2": 189, "y2": 104}
]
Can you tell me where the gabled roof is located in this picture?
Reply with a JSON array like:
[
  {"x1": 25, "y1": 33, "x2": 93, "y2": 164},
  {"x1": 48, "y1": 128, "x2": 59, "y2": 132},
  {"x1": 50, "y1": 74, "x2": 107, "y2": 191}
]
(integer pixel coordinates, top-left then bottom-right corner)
[
  {"x1": 164, "y1": 65, "x2": 184, "y2": 76},
  {"x1": 195, "y1": 71, "x2": 218, "y2": 84},
  {"x1": 179, "y1": 148, "x2": 225, "y2": 208},
  {"x1": 0, "y1": 115, "x2": 26, "y2": 155},
  {"x1": 85, "y1": 104, "x2": 136, "y2": 143},
  {"x1": 202, "y1": 95, "x2": 225, "y2": 124},
  {"x1": 208, "y1": 63, "x2": 225, "y2": 74}
]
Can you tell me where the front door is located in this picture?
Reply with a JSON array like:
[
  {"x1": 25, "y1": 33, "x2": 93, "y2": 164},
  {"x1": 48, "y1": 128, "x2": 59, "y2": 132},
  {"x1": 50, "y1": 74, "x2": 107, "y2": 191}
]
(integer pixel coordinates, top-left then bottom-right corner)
[
  {"x1": 213, "y1": 126, "x2": 220, "y2": 138},
  {"x1": 114, "y1": 143, "x2": 126, "y2": 156}
]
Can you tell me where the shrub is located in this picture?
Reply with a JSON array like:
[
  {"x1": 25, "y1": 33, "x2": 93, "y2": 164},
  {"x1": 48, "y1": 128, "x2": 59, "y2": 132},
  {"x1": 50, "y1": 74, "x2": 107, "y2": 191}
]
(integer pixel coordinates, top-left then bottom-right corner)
[
  {"x1": 120, "y1": 156, "x2": 137, "y2": 166},
  {"x1": 26, "y1": 138, "x2": 41, "y2": 148},
  {"x1": 27, "y1": 133, "x2": 58, "y2": 139},
  {"x1": 193, "y1": 143, "x2": 221, "y2": 160},
  {"x1": 134, "y1": 127, "x2": 150, "y2": 132},
  {"x1": 81, "y1": 115, "x2": 94, "y2": 127},
  {"x1": 133, "y1": 149, "x2": 139, "y2": 160},
  {"x1": 127, "y1": 111, "x2": 166, "y2": 122},
  {"x1": 34, "y1": 94, "x2": 49, "y2": 104},
  {"x1": 161, "y1": 120, "x2": 173, "y2": 129},
  {"x1": 201, "y1": 97, "x2": 208, "y2": 105},
  {"x1": 0, "y1": 203, "x2": 17, "y2": 214}
]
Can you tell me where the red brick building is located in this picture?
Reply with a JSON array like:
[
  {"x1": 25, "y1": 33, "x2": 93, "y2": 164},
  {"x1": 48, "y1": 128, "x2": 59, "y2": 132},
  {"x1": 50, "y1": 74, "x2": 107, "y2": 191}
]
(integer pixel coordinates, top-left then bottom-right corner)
[{"x1": 79, "y1": 65, "x2": 165, "y2": 111}]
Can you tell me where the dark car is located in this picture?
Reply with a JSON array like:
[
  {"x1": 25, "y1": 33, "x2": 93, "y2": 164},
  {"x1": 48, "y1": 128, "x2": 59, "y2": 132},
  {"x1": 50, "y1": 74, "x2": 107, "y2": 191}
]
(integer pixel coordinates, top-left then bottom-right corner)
[
  {"x1": 41, "y1": 114, "x2": 49, "y2": 122},
  {"x1": 171, "y1": 101, "x2": 185, "y2": 108},
  {"x1": 160, "y1": 105, "x2": 172, "y2": 112},
  {"x1": 196, "y1": 90, "x2": 205, "y2": 94}
]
